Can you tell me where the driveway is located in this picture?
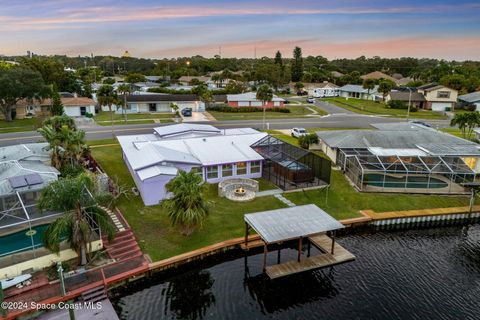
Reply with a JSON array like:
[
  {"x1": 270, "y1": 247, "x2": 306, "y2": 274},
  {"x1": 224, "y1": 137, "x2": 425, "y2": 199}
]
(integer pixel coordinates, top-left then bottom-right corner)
[
  {"x1": 314, "y1": 100, "x2": 355, "y2": 115},
  {"x1": 182, "y1": 112, "x2": 215, "y2": 122}
]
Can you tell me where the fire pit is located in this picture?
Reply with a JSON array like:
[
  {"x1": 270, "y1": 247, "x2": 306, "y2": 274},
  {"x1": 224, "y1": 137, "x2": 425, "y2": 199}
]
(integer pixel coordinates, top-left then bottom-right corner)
[{"x1": 234, "y1": 187, "x2": 246, "y2": 197}]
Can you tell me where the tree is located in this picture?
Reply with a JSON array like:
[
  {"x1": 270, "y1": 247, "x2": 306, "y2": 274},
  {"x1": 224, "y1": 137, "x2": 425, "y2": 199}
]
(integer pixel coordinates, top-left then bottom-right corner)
[
  {"x1": 0, "y1": 67, "x2": 46, "y2": 121},
  {"x1": 162, "y1": 170, "x2": 209, "y2": 235},
  {"x1": 378, "y1": 81, "x2": 394, "y2": 102},
  {"x1": 50, "y1": 89, "x2": 65, "y2": 116},
  {"x1": 96, "y1": 84, "x2": 118, "y2": 128},
  {"x1": 38, "y1": 174, "x2": 115, "y2": 265},
  {"x1": 291, "y1": 46, "x2": 303, "y2": 82},
  {"x1": 294, "y1": 82, "x2": 304, "y2": 93},
  {"x1": 298, "y1": 133, "x2": 319, "y2": 149},
  {"x1": 117, "y1": 83, "x2": 132, "y2": 123},
  {"x1": 192, "y1": 85, "x2": 213, "y2": 109},
  {"x1": 125, "y1": 73, "x2": 146, "y2": 83},
  {"x1": 256, "y1": 84, "x2": 273, "y2": 130},
  {"x1": 362, "y1": 79, "x2": 376, "y2": 96},
  {"x1": 450, "y1": 112, "x2": 480, "y2": 139},
  {"x1": 274, "y1": 51, "x2": 283, "y2": 67}
]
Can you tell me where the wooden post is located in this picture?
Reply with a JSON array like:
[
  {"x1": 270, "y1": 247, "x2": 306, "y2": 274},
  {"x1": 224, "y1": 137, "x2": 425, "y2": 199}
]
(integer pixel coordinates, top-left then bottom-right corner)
[
  {"x1": 244, "y1": 223, "x2": 249, "y2": 248},
  {"x1": 331, "y1": 231, "x2": 335, "y2": 254},
  {"x1": 297, "y1": 237, "x2": 303, "y2": 262},
  {"x1": 263, "y1": 243, "x2": 268, "y2": 271}
]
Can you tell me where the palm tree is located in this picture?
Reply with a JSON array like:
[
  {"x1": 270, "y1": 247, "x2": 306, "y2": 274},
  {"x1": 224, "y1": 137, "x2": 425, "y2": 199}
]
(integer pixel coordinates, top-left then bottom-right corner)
[
  {"x1": 162, "y1": 170, "x2": 209, "y2": 236},
  {"x1": 378, "y1": 81, "x2": 394, "y2": 103},
  {"x1": 117, "y1": 83, "x2": 131, "y2": 123},
  {"x1": 256, "y1": 84, "x2": 273, "y2": 130},
  {"x1": 38, "y1": 174, "x2": 115, "y2": 265},
  {"x1": 96, "y1": 84, "x2": 118, "y2": 130},
  {"x1": 37, "y1": 124, "x2": 63, "y2": 169},
  {"x1": 451, "y1": 113, "x2": 469, "y2": 138},
  {"x1": 362, "y1": 79, "x2": 376, "y2": 100},
  {"x1": 452, "y1": 112, "x2": 480, "y2": 139}
]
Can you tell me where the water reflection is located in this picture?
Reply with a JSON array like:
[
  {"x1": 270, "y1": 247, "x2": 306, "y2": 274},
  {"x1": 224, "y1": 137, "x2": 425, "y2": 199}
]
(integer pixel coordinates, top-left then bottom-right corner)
[{"x1": 165, "y1": 270, "x2": 215, "y2": 320}]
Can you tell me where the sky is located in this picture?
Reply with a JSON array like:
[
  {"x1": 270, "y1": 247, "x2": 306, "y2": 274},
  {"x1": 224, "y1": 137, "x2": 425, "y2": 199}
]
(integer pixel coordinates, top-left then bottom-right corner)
[{"x1": 0, "y1": 0, "x2": 479, "y2": 60}]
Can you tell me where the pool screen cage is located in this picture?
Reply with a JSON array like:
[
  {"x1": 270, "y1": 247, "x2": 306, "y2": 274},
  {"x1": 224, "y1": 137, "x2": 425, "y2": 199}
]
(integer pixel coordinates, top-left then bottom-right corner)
[
  {"x1": 338, "y1": 148, "x2": 476, "y2": 194},
  {"x1": 251, "y1": 135, "x2": 331, "y2": 190},
  {"x1": 0, "y1": 186, "x2": 101, "y2": 258}
]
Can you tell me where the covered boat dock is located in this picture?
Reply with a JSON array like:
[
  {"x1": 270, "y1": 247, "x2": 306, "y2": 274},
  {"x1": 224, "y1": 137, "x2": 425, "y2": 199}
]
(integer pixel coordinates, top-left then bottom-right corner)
[{"x1": 244, "y1": 204, "x2": 355, "y2": 279}]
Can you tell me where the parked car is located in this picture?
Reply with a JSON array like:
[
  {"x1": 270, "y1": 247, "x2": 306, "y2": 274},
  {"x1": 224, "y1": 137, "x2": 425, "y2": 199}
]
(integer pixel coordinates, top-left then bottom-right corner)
[
  {"x1": 181, "y1": 108, "x2": 192, "y2": 117},
  {"x1": 291, "y1": 127, "x2": 308, "y2": 138},
  {"x1": 410, "y1": 120, "x2": 432, "y2": 128},
  {"x1": 306, "y1": 97, "x2": 315, "y2": 104},
  {"x1": 297, "y1": 91, "x2": 308, "y2": 96}
]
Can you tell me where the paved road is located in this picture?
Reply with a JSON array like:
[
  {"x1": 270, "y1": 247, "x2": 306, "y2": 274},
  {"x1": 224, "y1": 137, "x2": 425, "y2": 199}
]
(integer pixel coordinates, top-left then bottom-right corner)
[{"x1": 0, "y1": 114, "x2": 451, "y2": 147}]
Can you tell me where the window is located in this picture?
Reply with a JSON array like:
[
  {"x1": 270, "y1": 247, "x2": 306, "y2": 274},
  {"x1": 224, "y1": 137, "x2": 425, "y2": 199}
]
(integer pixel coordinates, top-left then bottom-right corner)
[
  {"x1": 206, "y1": 166, "x2": 218, "y2": 179},
  {"x1": 238, "y1": 101, "x2": 250, "y2": 107},
  {"x1": 190, "y1": 167, "x2": 203, "y2": 177},
  {"x1": 222, "y1": 164, "x2": 233, "y2": 177},
  {"x1": 236, "y1": 162, "x2": 247, "y2": 175},
  {"x1": 437, "y1": 91, "x2": 450, "y2": 98},
  {"x1": 274, "y1": 101, "x2": 280, "y2": 107},
  {"x1": 250, "y1": 161, "x2": 261, "y2": 174},
  {"x1": 251, "y1": 101, "x2": 263, "y2": 107}
]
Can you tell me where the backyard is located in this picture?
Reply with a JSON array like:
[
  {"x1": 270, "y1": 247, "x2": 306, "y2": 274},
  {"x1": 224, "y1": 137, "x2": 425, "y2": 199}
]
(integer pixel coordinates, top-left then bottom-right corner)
[
  {"x1": 90, "y1": 133, "x2": 472, "y2": 260},
  {"x1": 324, "y1": 97, "x2": 448, "y2": 120},
  {"x1": 93, "y1": 111, "x2": 174, "y2": 126}
]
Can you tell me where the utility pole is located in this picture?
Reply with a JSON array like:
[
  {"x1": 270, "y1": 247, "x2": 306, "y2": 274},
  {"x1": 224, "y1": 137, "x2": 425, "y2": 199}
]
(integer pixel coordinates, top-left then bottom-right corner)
[{"x1": 406, "y1": 87, "x2": 413, "y2": 121}]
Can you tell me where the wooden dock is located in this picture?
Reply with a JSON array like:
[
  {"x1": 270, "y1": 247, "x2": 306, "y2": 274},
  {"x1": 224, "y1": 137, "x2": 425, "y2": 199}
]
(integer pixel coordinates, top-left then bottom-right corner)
[{"x1": 265, "y1": 234, "x2": 355, "y2": 279}]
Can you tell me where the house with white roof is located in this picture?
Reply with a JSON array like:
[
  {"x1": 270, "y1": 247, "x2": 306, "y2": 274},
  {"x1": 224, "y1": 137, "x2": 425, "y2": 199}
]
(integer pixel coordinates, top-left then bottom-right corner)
[
  {"x1": 118, "y1": 124, "x2": 266, "y2": 205},
  {"x1": 338, "y1": 84, "x2": 380, "y2": 101},
  {"x1": 458, "y1": 91, "x2": 480, "y2": 111},
  {"x1": 227, "y1": 92, "x2": 285, "y2": 108}
]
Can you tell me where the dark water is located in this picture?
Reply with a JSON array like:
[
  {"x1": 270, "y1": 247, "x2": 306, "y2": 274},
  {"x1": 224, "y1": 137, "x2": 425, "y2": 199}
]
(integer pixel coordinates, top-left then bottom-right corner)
[{"x1": 113, "y1": 225, "x2": 480, "y2": 320}]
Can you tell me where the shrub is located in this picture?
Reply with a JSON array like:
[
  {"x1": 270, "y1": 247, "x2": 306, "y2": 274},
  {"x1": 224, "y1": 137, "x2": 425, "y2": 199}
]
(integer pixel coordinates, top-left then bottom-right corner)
[
  {"x1": 60, "y1": 163, "x2": 85, "y2": 178},
  {"x1": 206, "y1": 105, "x2": 290, "y2": 113},
  {"x1": 387, "y1": 100, "x2": 407, "y2": 109},
  {"x1": 298, "y1": 133, "x2": 319, "y2": 149}
]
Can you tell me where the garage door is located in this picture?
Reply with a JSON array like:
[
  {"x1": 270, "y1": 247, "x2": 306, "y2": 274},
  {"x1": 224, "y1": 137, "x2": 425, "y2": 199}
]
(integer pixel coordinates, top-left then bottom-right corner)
[{"x1": 431, "y1": 102, "x2": 451, "y2": 111}]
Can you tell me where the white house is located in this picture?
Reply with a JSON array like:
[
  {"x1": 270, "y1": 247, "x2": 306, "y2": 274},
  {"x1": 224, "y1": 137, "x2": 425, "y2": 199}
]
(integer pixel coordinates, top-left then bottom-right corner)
[
  {"x1": 115, "y1": 94, "x2": 205, "y2": 114},
  {"x1": 226, "y1": 92, "x2": 285, "y2": 108},
  {"x1": 309, "y1": 82, "x2": 339, "y2": 98},
  {"x1": 417, "y1": 83, "x2": 458, "y2": 111},
  {"x1": 118, "y1": 124, "x2": 265, "y2": 205},
  {"x1": 338, "y1": 84, "x2": 380, "y2": 100}
]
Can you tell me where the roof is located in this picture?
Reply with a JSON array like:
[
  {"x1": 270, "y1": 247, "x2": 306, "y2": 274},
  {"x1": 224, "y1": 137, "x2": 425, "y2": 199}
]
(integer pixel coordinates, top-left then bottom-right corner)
[
  {"x1": 153, "y1": 123, "x2": 221, "y2": 139},
  {"x1": 226, "y1": 92, "x2": 285, "y2": 102},
  {"x1": 338, "y1": 84, "x2": 379, "y2": 94},
  {"x1": 178, "y1": 76, "x2": 212, "y2": 83},
  {"x1": 360, "y1": 71, "x2": 397, "y2": 83},
  {"x1": 317, "y1": 129, "x2": 476, "y2": 151},
  {"x1": 416, "y1": 143, "x2": 480, "y2": 156},
  {"x1": 330, "y1": 71, "x2": 344, "y2": 78},
  {"x1": 417, "y1": 83, "x2": 447, "y2": 92},
  {"x1": 370, "y1": 122, "x2": 432, "y2": 131},
  {"x1": 133, "y1": 82, "x2": 160, "y2": 88},
  {"x1": 244, "y1": 204, "x2": 344, "y2": 244},
  {"x1": 126, "y1": 94, "x2": 199, "y2": 103},
  {"x1": 313, "y1": 82, "x2": 339, "y2": 89},
  {"x1": 118, "y1": 124, "x2": 267, "y2": 180},
  {"x1": 459, "y1": 91, "x2": 480, "y2": 103},
  {"x1": 368, "y1": 147, "x2": 428, "y2": 157},
  {"x1": 389, "y1": 91, "x2": 426, "y2": 102},
  {"x1": 17, "y1": 96, "x2": 95, "y2": 107}
]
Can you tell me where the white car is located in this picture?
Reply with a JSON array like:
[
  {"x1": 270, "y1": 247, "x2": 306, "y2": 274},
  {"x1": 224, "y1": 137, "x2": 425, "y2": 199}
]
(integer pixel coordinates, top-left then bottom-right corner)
[{"x1": 291, "y1": 127, "x2": 308, "y2": 138}]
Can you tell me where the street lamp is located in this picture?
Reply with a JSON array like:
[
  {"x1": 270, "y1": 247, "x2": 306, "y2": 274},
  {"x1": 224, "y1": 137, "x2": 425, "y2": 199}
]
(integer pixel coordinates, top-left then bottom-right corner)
[{"x1": 406, "y1": 87, "x2": 413, "y2": 121}]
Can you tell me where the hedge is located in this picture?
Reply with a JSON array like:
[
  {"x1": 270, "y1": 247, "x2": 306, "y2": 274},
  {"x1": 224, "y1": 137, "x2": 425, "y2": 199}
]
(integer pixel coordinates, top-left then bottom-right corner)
[{"x1": 206, "y1": 105, "x2": 290, "y2": 113}]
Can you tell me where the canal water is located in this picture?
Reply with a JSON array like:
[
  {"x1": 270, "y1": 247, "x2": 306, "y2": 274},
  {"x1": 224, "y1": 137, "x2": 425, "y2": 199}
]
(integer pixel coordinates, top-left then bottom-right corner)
[{"x1": 112, "y1": 225, "x2": 480, "y2": 320}]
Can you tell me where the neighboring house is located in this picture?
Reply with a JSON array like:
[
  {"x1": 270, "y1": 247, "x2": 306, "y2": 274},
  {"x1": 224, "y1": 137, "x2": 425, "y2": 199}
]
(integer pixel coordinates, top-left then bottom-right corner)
[
  {"x1": 115, "y1": 94, "x2": 205, "y2": 114},
  {"x1": 417, "y1": 83, "x2": 458, "y2": 111},
  {"x1": 132, "y1": 82, "x2": 161, "y2": 92},
  {"x1": 330, "y1": 71, "x2": 344, "y2": 78},
  {"x1": 145, "y1": 75, "x2": 169, "y2": 82},
  {"x1": 315, "y1": 124, "x2": 479, "y2": 195},
  {"x1": 227, "y1": 92, "x2": 285, "y2": 108},
  {"x1": 14, "y1": 95, "x2": 95, "y2": 118},
  {"x1": 309, "y1": 82, "x2": 339, "y2": 98},
  {"x1": 178, "y1": 76, "x2": 216, "y2": 88},
  {"x1": 118, "y1": 124, "x2": 266, "y2": 205},
  {"x1": 458, "y1": 91, "x2": 480, "y2": 111},
  {"x1": 338, "y1": 84, "x2": 380, "y2": 100},
  {"x1": 386, "y1": 90, "x2": 426, "y2": 109},
  {"x1": 360, "y1": 71, "x2": 398, "y2": 83}
]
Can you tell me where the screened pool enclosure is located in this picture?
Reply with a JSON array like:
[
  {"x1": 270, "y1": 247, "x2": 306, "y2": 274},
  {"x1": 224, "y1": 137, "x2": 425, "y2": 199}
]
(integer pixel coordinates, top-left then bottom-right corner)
[
  {"x1": 338, "y1": 149, "x2": 476, "y2": 194},
  {"x1": 251, "y1": 135, "x2": 331, "y2": 190}
]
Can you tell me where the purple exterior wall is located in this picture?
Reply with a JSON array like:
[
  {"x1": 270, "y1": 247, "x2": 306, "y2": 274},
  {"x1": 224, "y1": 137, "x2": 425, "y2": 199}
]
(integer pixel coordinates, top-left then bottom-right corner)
[{"x1": 123, "y1": 151, "x2": 263, "y2": 206}]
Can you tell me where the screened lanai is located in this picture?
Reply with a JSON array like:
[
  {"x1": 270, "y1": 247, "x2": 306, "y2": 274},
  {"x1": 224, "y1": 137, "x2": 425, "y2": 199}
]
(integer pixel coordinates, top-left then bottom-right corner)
[
  {"x1": 339, "y1": 149, "x2": 476, "y2": 194},
  {"x1": 251, "y1": 135, "x2": 331, "y2": 190}
]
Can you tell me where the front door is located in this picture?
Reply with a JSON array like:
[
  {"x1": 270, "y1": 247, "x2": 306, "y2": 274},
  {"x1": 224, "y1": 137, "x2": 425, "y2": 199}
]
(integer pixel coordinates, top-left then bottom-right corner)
[
  {"x1": 80, "y1": 106, "x2": 86, "y2": 116},
  {"x1": 149, "y1": 103, "x2": 156, "y2": 112}
]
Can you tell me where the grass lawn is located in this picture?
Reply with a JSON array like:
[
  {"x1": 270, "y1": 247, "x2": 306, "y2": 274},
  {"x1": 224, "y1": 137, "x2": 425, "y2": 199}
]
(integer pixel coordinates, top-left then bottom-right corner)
[
  {"x1": 325, "y1": 97, "x2": 448, "y2": 120},
  {"x1": 0, "y1": 117, "x2": 39, "y2": 133},
  {"x1": 91, "y1": 145, "x2": 286, "y2": 261},
  {"x1": 440, "y1": 127, "x2": 476, "y2": 140},
  {"x1": 208, "y1": 105, "x2": 315, "y2": 120},
  {"x1": 94, "y1": 111, "x2": 174, "y2": 125}
]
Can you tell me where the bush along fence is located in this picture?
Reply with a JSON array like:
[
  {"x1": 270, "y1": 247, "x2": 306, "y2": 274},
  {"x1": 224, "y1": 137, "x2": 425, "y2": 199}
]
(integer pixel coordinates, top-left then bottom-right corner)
[{"x1": 207, "y1": 105, "x2": 290, "y2": 113}]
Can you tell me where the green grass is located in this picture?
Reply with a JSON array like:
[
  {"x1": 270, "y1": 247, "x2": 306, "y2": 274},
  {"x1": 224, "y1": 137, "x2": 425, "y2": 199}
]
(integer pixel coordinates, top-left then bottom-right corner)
[
  {"x1": 94, "y1": 111, "x2": 173, "y2": 125},
  {"x1": 209, "y1": 105, "x2": 314, "y2": 120},
  {"x1": 0, "y1": 118, "x2": 39, "y2": 133},
  {"x1": 325, "y1": 97, "x2": 448, "y2": 120},
  {"x1": 256, "y1": 178, "x2": 279, "y2": 191},
  {"x1": 87, "y1": 139, "x2": 119, "y2": 146},
  {"x1": 440, "y1": 127, "x2": 477, "y2": 141},
  {"x1": 91, "y1": 146, "x2": 286, "y2": 261}
]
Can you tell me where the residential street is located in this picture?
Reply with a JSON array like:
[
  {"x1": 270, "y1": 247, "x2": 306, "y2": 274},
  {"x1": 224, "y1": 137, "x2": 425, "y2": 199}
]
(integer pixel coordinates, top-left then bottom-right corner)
[{"x1": 0, "y1": 114, "x2": 451, "y2": 146}]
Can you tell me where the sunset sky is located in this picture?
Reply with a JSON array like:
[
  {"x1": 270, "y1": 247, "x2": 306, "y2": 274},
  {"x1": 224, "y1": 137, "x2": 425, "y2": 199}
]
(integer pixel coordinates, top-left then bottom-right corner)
[{"x1": 1, "y1": 0, "x2": 479, "y2": 60}]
